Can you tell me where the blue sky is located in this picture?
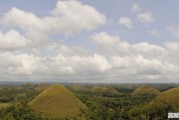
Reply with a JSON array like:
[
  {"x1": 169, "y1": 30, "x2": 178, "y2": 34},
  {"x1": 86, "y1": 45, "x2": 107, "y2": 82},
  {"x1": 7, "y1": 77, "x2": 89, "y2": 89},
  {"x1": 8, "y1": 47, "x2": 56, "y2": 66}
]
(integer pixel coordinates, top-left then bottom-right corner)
[{"x1": 0, "y1": 0, "x2": 179, "y2": 83}]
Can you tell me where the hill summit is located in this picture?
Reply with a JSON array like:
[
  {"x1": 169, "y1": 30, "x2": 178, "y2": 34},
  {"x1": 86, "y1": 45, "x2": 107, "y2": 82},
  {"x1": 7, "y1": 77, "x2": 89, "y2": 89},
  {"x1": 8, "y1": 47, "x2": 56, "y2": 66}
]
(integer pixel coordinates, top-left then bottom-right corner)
[
  {"x1": 71, "y1": 84, "x2": 90, "y2": 92},
  {"x1": 131, "y1": 85, "x2": 160, "y2": 96},
  {"x1": 149, "y1": 87, "x2": 179, "y2": 111},
  {"x1": 91, "y1": 86, "x2": 120, "y2": 94},
  {"x1": 28, "y1": 84, "x2": 87, "y2": 118}
]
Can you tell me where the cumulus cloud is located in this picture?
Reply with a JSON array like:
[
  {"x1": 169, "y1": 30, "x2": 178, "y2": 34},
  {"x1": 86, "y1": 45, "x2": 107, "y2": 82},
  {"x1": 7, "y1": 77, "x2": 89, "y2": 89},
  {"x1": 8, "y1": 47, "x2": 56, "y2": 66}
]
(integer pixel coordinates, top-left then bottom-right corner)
[
  {"x1": 118, "y1": 17, "x2": 133, "y2": 28},
  {"x1": 0, "y1": 52, "x2": 112, "y2": 81},
  {"x1": 92, "y1": 32, "x2": 164, "y2": 57},
  {"x1": 0, "y1": 31, "x2": 178, "y2": 82},
  {"x1": 132, "y1": 42, "x2": 165, "y2": 56},
  {"x1": 137, "y1": 12, "x2": 154, "y2": 23},
  {"x1": 0, "y1": 52, "x2": 21, "y2": 68},
  {"x1": 92, "y1": 32, "x2": 130, "y2": 55},
  {"x1": 0, "y1": 30, "x2": 30, "y2": 50},
  {"x1": 91, "y1": 32, "x2": 179, "y2": 82},
  {"x1": 1, "y1": 0, "x2": 106, "y2": 36},
  {"x1": 0, "y1": 1, "x2": 178, "y2": 83},
  {"x1": 48, "y1": 43, "x2": 93, "y2": 56},
  {"x1": 110, "y1": 55, "x2": 163, "y2": 76},
  {"x1": 167, "y1": 26, "x2": 179, "y2": 38},
  {"x1": 165, "y1": 42, "x2": 179, "y2": 52},
  {"x1": 148, "y1": 30, "x2": 161, "y2": 37},
  {"x1": 131, "y1": 3, "x2": 141, "y2": 13}
]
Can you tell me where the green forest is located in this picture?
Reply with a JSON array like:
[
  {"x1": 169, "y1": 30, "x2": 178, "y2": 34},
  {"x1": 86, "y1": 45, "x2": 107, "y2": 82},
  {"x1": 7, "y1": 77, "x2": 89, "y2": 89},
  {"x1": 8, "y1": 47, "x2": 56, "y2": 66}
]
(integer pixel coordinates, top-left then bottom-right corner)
[{"x1": 0, "y1": 83, "x2": 178, "y2": 120}]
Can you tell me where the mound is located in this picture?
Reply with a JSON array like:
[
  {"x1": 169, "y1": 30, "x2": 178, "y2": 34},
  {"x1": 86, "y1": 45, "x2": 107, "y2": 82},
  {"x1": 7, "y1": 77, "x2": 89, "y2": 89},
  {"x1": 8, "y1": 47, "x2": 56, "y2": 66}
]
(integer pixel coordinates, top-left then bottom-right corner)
[
  {"x1": 91, "y1": 86, "x2": 120, "y2": 94},
  {"x1": 29, "y1": 84, "x2": 87, "y2": 118},
  {"x1": 71, "y1": 84, "x2": 91, "y2": 92},
  {"x1": 71, "y1": 84, "x2": 81, "y2": 91},
  {"x1": 15, "y1": 86, "x2": 24, "y2": 91},
  {"x1": 131, "y1": 86, "x2": 160, "y2": 96},
  {"x1": 149, "y1": 87, "x2": 179, "y2": 111},
  {"x1": 36, "y1": 83, "x2": 49, "y2": 92}
]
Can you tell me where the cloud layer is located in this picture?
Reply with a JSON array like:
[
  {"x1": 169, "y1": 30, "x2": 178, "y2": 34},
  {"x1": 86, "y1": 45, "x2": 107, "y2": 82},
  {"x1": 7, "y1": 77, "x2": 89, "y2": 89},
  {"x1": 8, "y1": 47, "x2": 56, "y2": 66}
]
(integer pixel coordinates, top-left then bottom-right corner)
[
  {"x1": 0, "y1": 30, "x2": 178, "y2": 82},
  {"x1": 0, "y1": 1, "x2": 178, "y2": 83}
]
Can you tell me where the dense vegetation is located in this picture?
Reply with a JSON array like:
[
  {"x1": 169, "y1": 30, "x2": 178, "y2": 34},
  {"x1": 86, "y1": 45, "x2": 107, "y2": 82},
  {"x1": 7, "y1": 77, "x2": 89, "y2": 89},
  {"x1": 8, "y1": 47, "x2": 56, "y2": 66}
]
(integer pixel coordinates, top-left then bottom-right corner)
[{"x1": 0, "y1": 83, "x2": 178, "y2": 120}]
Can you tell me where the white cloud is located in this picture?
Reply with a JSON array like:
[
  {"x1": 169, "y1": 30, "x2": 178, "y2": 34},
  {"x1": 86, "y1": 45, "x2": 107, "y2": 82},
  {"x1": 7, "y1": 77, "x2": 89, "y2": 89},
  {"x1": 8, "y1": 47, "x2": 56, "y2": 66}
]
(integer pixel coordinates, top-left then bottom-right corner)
[
  {"x1": 0, "y1": 52, "x2": 111, "y2": 80},
  {"x1": 132, "y1": 42, "x2": 165, "y2": 54},
  {"x1": 92, "y1": 32, "x2": 164, "y2": 57},
  {"x1": 0, "y1": 30, "x2": 30, "y2": 50},
  {"x1": 15, "y1": 54, "x2": 75, "y2": 76},
  {"x1": 137, "y1": 12, "x2": 154, "y2": 23},
  {"x1": 131, "y1": 3, "x2": 141, "y2": 13},
  {"x1": 165, "y1": 42, "x2": 179, "y2": 51},
  {"x1": 0, "y1": 31, "x2": 178, "y2": 82},
  {"x1": 111, "y1": 55, "x2": 163, "y2": 76},
  {"x1": 0, "y1": 52, "x2": 21, "y2": 68},
  {"x1": 118, "y1": 17, "x2": 133, "y2": 28},
  {"x1": 91, "y1": 32, "x2": 179, "y2": 82},
  {"x1": 48, "y1": 43, "x2": 93, "y2": 56},
  {"x1": 1, "y1": 0, "x2": 106, "y2": 36},
  {"x1": 109, "y1": 52, "x2": 178, "y2": 82},
  {"x1": 148, "y1": 30, "x2": 161, "y2": 37},
  {"x1": 0, "y1": 0, "x2": 179, "y2": 83},
  {"x1": 92, "y1": 32, "x2": 130, "y2": 55},
  {"x1": 167, "y1": 26, "x2": 179, "y2": 37}
]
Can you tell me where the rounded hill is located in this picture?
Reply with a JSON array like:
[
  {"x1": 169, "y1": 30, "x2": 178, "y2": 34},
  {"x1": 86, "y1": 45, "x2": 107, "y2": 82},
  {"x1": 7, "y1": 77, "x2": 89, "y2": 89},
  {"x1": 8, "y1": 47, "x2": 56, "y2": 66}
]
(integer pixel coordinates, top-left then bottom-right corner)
[
  {"x1": 149, "y1": 87, "x2": 179, "y2": 111},
  {"x1": 36, "y1": 83, "x2": 49, "y2": 92},
  {"x1": 131, "y1": 86, "x2": 160, "y2": 96},
  {"x1": 28, "y1": 84, "x2": 87, "y2": 118},
  {"x1": 91, "y1": 86, "x2": 120, "y2": 94},
  {"x1": 71, "y1": 84, "x2": 90, "y2": 92}
]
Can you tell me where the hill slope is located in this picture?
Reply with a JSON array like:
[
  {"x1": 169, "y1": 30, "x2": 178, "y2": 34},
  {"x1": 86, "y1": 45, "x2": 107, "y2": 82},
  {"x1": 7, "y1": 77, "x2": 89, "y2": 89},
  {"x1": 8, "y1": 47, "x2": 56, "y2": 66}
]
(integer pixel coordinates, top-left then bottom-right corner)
[
  {"x1": 28, "y1": 84, "x2": 87, "y2": 118},
  {"x1": 36, "y1": 83, "x2": 49, "y2": 92},
  {"x1": 149, "y1": 87, "x2": 179, "y2": 111},
  {"x1": 71, "y1": 84, "x2": 90, "y2": 92},
  {"x1": 91, "y1": 86, "x2": 120, "y2": 94},
  {"x1": 131, "y1": 86, "x2": 160, "y2": 96}
]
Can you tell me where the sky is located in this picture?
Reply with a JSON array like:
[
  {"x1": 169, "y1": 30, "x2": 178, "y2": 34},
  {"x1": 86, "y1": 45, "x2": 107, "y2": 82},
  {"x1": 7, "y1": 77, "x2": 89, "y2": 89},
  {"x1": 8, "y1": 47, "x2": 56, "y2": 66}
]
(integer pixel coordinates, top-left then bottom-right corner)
[{"x1": 0, "y1": 0, "x2": 179, "y2": 83}]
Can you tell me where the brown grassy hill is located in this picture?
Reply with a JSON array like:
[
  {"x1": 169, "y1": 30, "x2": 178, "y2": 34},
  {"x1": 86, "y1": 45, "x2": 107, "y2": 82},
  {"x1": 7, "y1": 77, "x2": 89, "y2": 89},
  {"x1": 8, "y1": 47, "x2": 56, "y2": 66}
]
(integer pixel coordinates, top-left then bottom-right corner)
[
  {"x1": 131, "y1": 86, "x2": 160, "y2": 96},
  {"x1": 149, "y1": 87, "x2": 179, "y2": 111},
  {"x1": 91, "y1": 86, "x2": 120, "y2": 94},
  {"x1": 71, "y1": 84, "x2": 81, "y2": 91},
  {"x1": 28, "y1": 84, "x2": 87, "y2": 118},
  {"x1": 15, "y1": 86, "x2": 24, "y2": 91},
  {"x1": 71, "y1": 84, "x2": 91, "y2": 93},
  {"x1": 36, "y1": 83, "x2": 49, "y2": 92}
]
